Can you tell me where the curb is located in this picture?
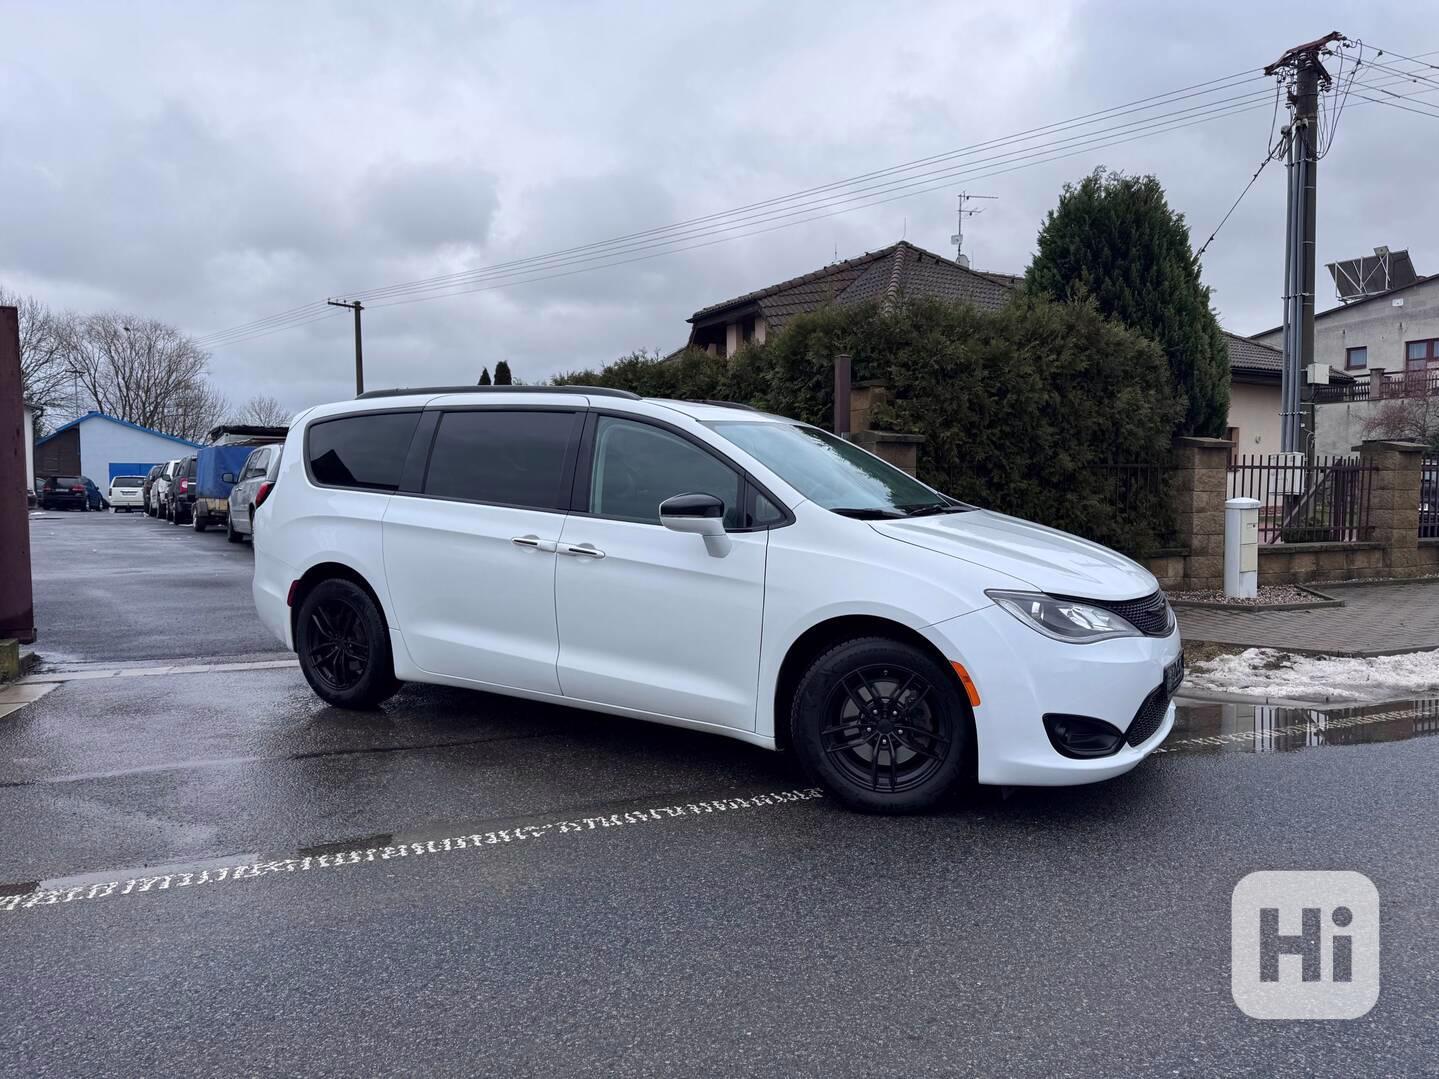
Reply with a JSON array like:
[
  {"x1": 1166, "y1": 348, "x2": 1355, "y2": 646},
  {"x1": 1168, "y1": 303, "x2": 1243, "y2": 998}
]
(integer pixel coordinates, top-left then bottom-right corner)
[{"x1": 1170, "y1": 584, "x2": 1343, "y2": 612}]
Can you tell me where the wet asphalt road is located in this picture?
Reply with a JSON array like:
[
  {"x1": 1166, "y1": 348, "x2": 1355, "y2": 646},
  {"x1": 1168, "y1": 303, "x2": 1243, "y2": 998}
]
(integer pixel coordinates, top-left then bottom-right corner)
[
  {"x1": 4, "y1": 512, "x2": 1439, "y2": 1077},
  {"x1": 27, "y1": 507, "x2": 278, "y2": 663}
]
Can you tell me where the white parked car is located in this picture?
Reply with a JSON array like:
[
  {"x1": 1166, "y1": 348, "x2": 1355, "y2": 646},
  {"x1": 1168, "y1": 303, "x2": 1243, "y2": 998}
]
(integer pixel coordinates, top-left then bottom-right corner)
[
  {"x1": 108, "y1": 474, "x2": 146, "y2": 512},
  {"x1": 253, "y1": 387, "x2": 1182, "y2": 812}
]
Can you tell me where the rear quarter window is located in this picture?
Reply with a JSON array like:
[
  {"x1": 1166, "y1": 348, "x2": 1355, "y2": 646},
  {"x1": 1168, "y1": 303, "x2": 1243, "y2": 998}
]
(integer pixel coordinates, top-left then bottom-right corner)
[{"x1": 307, "y1": 412, "x2": 421, "y2": 492}]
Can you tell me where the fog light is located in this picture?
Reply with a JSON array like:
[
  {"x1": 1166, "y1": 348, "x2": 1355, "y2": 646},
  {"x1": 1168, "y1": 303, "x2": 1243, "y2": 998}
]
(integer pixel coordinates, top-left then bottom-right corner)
[{"x1": 1043, "y1": 714, "x2": 1126, "y2": 759}]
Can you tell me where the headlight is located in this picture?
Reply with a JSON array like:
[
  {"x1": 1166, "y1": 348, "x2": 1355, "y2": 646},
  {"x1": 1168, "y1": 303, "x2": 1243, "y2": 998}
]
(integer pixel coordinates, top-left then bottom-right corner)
[{"x1": 986, "y1": 590, "x2": 1142, "y2": 644}]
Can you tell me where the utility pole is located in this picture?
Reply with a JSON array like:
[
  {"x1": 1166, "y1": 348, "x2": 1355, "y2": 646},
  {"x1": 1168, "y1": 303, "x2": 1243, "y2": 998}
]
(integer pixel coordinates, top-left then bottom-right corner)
[
  {"x1": 327, "y1": 299, "x2": 365, "y2": 396},
  {"x1": 1266, "y1": 31, "x2": 1341, "y2": 454},
  {"x1": 949, "y1": 192, "x2": 996, "y2": 268}
]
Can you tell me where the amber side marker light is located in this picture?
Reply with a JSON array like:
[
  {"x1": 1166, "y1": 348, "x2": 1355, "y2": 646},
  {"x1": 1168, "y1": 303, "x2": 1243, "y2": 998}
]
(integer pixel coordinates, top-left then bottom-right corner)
[{"x1": 950, "y1": 661, "x2": 981, "y2": 708}]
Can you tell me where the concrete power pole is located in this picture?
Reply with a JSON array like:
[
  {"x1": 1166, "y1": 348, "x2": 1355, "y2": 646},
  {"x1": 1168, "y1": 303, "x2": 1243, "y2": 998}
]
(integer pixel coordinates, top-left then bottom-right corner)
[
  {"x1": 327, "y1": 299, "x2": 366, "y2": 396},
  {"x1": 0, "y1": 305, "x2": 36, "y2": 644},
  {"x1": 1266, "y1": 31, "x2": 1341, "y2": 454}
]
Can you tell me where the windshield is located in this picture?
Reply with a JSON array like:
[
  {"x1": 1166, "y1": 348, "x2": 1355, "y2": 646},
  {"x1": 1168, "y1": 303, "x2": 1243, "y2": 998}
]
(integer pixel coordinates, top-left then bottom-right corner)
[{"x1": 706, "y1": 421, "x2": 964, "y2": 518}]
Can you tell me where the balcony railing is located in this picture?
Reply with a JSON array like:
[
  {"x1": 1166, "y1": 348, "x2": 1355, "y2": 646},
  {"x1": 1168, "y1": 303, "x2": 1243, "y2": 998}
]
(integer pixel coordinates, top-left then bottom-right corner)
[{"x1": 1313, "y1": 369, "x2": 1439, "y2": 404}]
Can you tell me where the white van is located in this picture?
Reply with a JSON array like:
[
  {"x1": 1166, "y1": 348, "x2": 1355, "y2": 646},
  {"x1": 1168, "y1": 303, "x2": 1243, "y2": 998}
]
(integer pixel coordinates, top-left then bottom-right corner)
[{"x1": 253, "y1": 386, "x2": 1181, "y2": 812}]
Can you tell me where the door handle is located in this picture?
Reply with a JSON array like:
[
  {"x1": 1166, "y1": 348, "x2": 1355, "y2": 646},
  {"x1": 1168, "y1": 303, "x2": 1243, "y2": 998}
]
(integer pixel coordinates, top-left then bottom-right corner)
[
  {"x1": 558, "y1": 542, "x2": 605, "y2": 559},
  {"x1": 512, "y1": 535, "x2": 558, "y2": 552}
]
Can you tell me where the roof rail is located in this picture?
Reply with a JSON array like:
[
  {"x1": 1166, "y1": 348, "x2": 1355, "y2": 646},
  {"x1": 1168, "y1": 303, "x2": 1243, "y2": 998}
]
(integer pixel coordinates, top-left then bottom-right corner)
[
  {"x1": 691, "y1": 399, "x2": 760, "y2": 411},
  {"x1": 356, "y1": 385, "x2": 641, "y2": 401}
]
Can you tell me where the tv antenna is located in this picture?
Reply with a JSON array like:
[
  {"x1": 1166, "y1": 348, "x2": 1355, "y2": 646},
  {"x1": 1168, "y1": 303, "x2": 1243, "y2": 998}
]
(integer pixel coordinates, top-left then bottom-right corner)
[{"x1": 950, "y1": 192, "x2": 996, "y2": 267}]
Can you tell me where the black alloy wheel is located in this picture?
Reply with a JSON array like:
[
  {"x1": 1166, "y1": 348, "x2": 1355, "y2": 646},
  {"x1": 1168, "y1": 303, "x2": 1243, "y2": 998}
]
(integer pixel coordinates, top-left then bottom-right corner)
[
  {"x1": 295, "y1": 578, "x2": 399, "y2": 708},
  {"x1": 819, "y1": 663, "x2": 952, "y2": 795},
  {"x1": 791, "y1": 637, "x2": 970, "y2": 813}
]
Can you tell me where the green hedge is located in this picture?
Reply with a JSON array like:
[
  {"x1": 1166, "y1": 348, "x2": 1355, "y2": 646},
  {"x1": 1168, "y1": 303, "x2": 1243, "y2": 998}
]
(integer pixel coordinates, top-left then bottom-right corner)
[{"x1": 556, "y1": 295, "x2": 1181, "y2": 554}]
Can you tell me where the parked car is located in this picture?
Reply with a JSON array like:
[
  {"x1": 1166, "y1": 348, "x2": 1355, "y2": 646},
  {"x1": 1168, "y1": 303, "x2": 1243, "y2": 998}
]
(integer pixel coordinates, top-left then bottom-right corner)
[
  {"x1": 193, "y1": 442, "x2": 281, "y2": 533},
  {"x1": 108, "y1": 474, "x2": 146, "y2": 512},
  {"x1": 253, "y1": 387, "x2": 1182, "y2": 813},
  {"x1": 81, "y1": 476, "x2": 107, "y2": 511},
  {"x1": 226, "y1": 443, "x2": 283, "y2": 542},
  {"x1": 168, "y1": 456, "x2": 198, "y2": 525},
  {"x1": 151, "y1": 458, "x2": 183, "y2": 519},
  {"x1": 38, "y1": 475, "x2": 90, "y2": 511},
  {"x1": 142, "y1": 464, "x2": 165, "y2": 515}
]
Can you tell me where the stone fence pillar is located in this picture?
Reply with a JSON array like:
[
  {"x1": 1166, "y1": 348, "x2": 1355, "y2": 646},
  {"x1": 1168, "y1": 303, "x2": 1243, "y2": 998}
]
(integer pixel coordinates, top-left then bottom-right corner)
[
  {"x1": 1358, "y1": 439, "x2": 1426, "y2": 575},
  {"x1": 1169, "y1": 435, "x2": 1233, "y2": 590}
]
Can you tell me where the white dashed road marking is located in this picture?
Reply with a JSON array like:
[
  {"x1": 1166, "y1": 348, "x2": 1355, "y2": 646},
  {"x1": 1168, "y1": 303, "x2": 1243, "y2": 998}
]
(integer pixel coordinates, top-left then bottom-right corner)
[{"x1": 0, "y1": 787, "x2": 826, "y2": 915}]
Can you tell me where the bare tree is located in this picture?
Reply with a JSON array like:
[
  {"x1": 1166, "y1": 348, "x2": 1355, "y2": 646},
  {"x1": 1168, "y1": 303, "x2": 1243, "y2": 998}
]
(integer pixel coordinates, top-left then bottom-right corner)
[
  {"x1": 62, "y1": 312, "x2": 226, "y2": 441},
  {"x1": 0, "y1": 286, "x2": 71, "y2": 429},
  {"x1": 233, "y1": 393, "x2": 289, "y2": 426},
  {"x1": 1360, "y1": 397, "x2": 1439, "y2": 450}
]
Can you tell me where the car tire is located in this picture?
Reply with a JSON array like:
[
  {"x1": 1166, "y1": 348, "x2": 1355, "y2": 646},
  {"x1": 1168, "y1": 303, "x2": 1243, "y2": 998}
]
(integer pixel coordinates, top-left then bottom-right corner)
[
  {"x1": 295, "y1": 578, "x2": 400, "y2": 709},
  {"x1": 226, "y1": 515, "x2": 242, "y2": 543},
  {"x1": 789, "y1": 637, "x2": 971, "y2": 814},
  {"x1": 193, "y1": 511, "x2": 208, "y2": 532}
]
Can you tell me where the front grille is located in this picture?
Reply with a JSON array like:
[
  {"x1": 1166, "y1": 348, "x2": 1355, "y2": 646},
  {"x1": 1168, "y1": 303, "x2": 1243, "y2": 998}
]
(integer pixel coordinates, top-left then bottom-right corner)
[
  {"x1": 1126, "y1": 683, "x2": 1171, "y2": 747},
  {"x1": 1070, "y1": 590, "x2": 1174, "y2": 637}
]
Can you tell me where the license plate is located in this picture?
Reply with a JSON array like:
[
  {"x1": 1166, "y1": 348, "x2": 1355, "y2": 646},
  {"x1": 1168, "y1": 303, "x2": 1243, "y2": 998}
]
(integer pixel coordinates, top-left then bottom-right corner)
[{"x1": 1164, "y1": 653, "x2": 1185, "y2": 695}]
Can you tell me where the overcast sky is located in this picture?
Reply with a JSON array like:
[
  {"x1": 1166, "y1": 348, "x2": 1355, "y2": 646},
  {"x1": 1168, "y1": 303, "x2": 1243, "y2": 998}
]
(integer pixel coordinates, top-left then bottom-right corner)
[{"x1": 2, "y1": 1, "x2": 1436, "y2": 414}]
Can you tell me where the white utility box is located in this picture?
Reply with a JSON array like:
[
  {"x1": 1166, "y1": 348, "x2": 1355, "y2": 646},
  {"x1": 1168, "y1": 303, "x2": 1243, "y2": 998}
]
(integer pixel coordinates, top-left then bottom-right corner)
[{"x1": 1224, "y1": 497, "x2": 1261, "y2": 599}]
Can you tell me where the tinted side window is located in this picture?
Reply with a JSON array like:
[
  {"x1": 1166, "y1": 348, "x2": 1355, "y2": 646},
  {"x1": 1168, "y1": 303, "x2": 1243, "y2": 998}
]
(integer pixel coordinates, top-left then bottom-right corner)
[
  {"x1": 423, "y1": 410, "x2": 578, "y2": 510},
  {"x1": 308, "y1": 412, "x2": 420, "y2": 491},
  {"x1": 589, "y1": 416, "x2": 742, "y2": 527}
]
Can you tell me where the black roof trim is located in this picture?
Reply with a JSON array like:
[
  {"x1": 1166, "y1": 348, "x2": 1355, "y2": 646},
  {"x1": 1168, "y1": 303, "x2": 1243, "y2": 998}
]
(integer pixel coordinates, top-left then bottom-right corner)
[
  {"x1": 691, "y1": 399, "x2": 760, "y2": 411},
  {"x1": 356, "y1": 385, "x2": 641, "y2": 401}
]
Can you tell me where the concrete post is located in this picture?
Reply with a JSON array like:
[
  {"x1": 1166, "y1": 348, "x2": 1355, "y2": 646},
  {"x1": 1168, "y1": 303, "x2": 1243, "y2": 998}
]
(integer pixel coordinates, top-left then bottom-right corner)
[
  {"x1": 1358, "y1": 439, "x2": 1426, "y2": 576},
  {"x1": 0, "y1": 305, "x2": 36, "y2": 643},
  {"x1": 1170, "y1": 435, "x2": 1234, "y2": 591}
]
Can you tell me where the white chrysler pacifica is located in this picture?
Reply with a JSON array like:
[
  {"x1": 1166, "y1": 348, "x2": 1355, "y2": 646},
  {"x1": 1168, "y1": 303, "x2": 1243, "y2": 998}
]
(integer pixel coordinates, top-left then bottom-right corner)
[{"x1": 253, "y1": 386, "x2": 1183, "y2": 812}]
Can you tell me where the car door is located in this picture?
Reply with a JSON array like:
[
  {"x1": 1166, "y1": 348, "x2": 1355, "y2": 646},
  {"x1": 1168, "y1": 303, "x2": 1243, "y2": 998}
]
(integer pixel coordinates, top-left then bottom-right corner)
[
  {"x1": 234, "y1": 448, "x2": 269, "y2": 530},
  {"x1": 381, "y1": 406, "x2": 583, "y2": 695},
  {"x1": 553, "y1": 413, "x2": 772, "y2": 731}
]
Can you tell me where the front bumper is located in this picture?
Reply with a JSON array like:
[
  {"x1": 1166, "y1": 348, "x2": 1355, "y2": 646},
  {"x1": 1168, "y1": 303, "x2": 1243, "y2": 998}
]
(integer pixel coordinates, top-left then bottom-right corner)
[{"x1": 925, "y1": 603, "x2": 1181, "y2": 786}]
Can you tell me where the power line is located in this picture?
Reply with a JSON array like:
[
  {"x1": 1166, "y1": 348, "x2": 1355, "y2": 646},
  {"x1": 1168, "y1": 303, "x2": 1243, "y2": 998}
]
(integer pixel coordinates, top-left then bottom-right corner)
[
  {"x1": 195, "y1": 67, "x2": 1271, "y2": 346},
  {"x1": 195, "y1": 54, "x2": 1439, "y2": 350},
  {"x1": 1195, "y1": 149, "x2": 1279, "y2": 260}
]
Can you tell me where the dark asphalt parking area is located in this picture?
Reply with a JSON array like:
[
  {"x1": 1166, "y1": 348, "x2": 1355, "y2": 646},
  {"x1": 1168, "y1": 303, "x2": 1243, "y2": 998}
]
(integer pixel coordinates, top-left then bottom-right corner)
[{"x1": 4, "y1": 512, "x2": 1438, "y2": 1077}]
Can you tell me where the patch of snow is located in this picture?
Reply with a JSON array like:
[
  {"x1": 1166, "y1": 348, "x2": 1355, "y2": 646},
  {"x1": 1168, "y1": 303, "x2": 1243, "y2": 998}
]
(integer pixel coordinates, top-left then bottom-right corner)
[{"x1": 1186, "y1": 648, "x2": 1439, "y2": 703}]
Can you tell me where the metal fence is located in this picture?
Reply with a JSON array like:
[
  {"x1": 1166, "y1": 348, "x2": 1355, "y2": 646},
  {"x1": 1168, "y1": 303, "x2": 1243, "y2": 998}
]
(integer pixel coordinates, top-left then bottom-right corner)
[
  {"x1": 1423, "y1": 456, "x2": 1439, "y2": 540},
  {"x1": 1095, "y1": 462, "x2": 1178, "y2": 551},
  {"x1": 1227, "y1": 454, "x2": 1375, "y2": 544}
]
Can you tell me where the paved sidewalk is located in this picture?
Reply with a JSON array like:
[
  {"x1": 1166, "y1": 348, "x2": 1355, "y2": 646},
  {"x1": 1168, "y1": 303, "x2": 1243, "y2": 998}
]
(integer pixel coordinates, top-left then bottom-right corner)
[{"x1": 1177, "y1": 580, "x2": 1439, "y2": 656}]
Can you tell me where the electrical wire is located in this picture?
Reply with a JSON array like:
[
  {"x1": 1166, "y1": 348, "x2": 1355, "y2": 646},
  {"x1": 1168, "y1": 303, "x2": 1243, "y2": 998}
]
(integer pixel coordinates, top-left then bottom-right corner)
[
  {"x1": 195, "y1": 54, "x2": 1439, "y2": 349},
  {"x1": 195, "y1": 67, "x2": 1272, "y2": 346}
]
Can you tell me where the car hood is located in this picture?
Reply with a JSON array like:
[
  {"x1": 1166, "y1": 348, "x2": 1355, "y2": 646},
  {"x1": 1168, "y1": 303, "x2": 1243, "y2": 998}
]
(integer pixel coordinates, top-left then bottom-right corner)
[{"x1": 871, "y1": 509, "x2": 1159, "y2": 601}]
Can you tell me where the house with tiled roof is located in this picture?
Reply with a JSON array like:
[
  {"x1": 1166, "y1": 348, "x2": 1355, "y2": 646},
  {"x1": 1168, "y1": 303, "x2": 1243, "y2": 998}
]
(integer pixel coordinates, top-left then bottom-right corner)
[
  {"x1": 684, "y1": 240, "x2": 1016, "y2": 356},
  {"x1": 1223, "y1": 331, "x2": 1353, "y2": 457}
]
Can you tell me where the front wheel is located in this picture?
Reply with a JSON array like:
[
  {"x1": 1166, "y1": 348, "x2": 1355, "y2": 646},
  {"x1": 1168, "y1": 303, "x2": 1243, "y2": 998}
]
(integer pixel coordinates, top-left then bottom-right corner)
[
  {"x1": 789, "y1": 637, "x2": 970, "y2": 813},
  {"x1": 295, "y1": 578, "x2": 400, "y2": 709}
]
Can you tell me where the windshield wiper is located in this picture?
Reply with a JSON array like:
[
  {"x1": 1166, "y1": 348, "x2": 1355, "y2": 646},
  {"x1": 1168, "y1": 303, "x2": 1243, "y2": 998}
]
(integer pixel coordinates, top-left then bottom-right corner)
[
  {"x1": 903, "y1": 503, "x2": 972, "y2": 517},
  {"x1": 829, "y1": 507, "x2": 907, "y2": 520}
]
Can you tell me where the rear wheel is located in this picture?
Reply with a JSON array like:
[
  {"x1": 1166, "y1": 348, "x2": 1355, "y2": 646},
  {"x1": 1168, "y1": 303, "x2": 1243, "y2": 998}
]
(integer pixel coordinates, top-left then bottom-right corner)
[
  {"x1": 295, "y1": 578, "x2": 399, "y2": 709},
  {"x1": 193, "y1": 510, "x2": 208, "y2": 532},
  {"x1": 789, "y1": 637, "x2": 970, "y2": 813}
]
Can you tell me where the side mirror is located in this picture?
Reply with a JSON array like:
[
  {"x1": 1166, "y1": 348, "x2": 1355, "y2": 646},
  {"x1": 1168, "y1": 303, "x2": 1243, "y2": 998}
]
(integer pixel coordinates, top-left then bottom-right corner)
[
  {"x1": 659, "y1": 492, "x2": 726, "y2": 537},
  {"x1": 221, "y1": 472, "x2": 237, "y2": 484}
]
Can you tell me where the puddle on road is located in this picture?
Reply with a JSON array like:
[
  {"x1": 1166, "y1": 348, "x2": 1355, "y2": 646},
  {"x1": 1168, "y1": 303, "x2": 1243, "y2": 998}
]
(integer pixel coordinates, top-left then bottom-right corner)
[{"x1": 1162, "y1": 697, "x2": 1439, "y2": 755}]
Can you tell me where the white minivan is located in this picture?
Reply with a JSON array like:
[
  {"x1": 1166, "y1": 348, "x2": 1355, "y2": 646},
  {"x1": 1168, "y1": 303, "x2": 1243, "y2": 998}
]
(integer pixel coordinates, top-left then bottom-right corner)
[{"x1": 253, "y1": 386, "x2": 1182, "y2": 812}]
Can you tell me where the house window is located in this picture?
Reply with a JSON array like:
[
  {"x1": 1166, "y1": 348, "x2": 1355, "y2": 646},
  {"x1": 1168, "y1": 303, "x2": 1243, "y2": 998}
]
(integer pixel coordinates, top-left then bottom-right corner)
[
  {"x1": 1345, "y1": 346, "x2": 1367, "y2": 370},
  {"x1": 1406, "y1": 339, "x2": 1438, "y2": 370}
]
